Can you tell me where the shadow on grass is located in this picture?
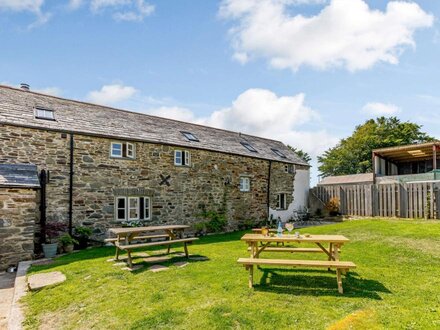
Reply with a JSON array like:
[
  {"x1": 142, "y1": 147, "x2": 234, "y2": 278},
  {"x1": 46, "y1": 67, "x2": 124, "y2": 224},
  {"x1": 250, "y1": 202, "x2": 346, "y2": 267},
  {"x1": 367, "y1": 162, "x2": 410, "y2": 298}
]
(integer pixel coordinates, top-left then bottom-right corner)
[{"x1": 255, "y1": 268, "x2": 390, "y2": 299}]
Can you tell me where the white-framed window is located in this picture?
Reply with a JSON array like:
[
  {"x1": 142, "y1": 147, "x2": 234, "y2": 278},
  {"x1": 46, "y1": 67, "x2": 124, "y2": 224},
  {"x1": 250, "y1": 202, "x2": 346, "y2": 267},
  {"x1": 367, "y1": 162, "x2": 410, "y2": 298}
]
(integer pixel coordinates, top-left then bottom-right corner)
[
  {"x1": 240, "y1": 142, "x2": 258, "y2": 153},
  {"x1": 115, "y1": 196, "x2": 151, "y2": 221},
  {"x1": 128, "y1": 197, "x2": 140, "y2": 220},
  {"x1": 34, "y1": 107, "x2": 55, "y2": 120},
  {"x1": 116, "y1": 197, "x2": 126, "y2": 220},
  {"x1": 277, "y1": 193, "x2": 287, "y2": 210},
  {"x1": 143, "y1": 197, "x2": 151, "y2": 220},
  {"x1": 174, "y1": 150, "x2": 190, "y2": 166},
  {"x1": 111, "y1": 142, "x2": 123, "y2": 158},
  {"x1": 127, "y1": 143, "x2": 135, "y2": 159},
  {"x1": 181, "y1": 131, "x2": 199, "y2": 142},
  {"x1": 110, "y1": 142, "x2": 136, "y2": 159},
  {"x1": 239, "y1": 177, "x2": 250, "y2": 192}
]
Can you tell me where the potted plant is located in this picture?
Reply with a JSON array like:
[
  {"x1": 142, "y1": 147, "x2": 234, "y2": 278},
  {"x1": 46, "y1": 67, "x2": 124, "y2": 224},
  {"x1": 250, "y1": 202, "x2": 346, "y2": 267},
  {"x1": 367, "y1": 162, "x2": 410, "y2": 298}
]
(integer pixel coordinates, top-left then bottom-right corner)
[
  {"x1": 42, "y1": 222, "x2": 66, "y2": 258},
  {"x1": 59, "y1": 234, "x2": 78, "y2": 253},
  {"x1": 73, "y1": 226, "x2": 92, "y2": 250}
]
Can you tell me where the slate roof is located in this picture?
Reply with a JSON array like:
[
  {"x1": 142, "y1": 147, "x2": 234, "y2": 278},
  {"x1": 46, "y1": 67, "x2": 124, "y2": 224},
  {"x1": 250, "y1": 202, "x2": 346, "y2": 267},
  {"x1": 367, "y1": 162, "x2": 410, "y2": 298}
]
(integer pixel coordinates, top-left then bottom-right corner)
[
  {"x1": 317, "y1": 173, "x2": 374, "y2": 186},
  {"x1": 0, "y1": 85, "x2": 309, "y2": 166},
  {"x1": 0, "y1": 164, "x2": 40, "y2": 188}
]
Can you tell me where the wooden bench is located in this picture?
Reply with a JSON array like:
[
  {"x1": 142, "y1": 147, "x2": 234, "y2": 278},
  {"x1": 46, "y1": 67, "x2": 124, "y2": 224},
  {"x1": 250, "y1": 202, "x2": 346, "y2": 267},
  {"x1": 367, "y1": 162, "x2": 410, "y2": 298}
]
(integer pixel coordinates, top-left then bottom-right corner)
[
  {"x1": 248, "y1": 247, "x2": 330, "y2": 253},
  {"x1": 116, "y1": 237, "x2": 198, "y2": 268},
  {"x1": 104, "y1": 234, "x2": 170, "y2": 243},
  {"x1": 237, "y1": 258, "x2": 356, "y2": 294}
]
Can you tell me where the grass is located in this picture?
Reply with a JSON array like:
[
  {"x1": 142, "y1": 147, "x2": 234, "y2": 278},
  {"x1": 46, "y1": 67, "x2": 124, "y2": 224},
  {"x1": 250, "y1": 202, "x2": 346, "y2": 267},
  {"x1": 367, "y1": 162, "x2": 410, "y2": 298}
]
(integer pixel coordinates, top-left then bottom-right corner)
[{"x1": 22, "y1": 219, "x2": 440, "y2": 329}]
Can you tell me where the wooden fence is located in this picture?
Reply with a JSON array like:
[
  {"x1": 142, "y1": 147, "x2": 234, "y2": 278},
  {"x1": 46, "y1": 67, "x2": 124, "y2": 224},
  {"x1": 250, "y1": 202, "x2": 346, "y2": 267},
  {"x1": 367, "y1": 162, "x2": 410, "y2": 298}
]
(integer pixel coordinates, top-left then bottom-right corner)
[{"x1": 311, "y1": 182, "x2": 440, "y2": 219}]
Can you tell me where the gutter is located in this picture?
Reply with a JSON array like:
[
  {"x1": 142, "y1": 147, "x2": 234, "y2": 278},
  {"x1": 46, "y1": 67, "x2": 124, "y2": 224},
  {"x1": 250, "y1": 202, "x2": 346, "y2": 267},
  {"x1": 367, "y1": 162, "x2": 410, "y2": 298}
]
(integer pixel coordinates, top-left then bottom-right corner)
[{"x1": 68, "y1": 133, "x2": 74, "y2": 235}]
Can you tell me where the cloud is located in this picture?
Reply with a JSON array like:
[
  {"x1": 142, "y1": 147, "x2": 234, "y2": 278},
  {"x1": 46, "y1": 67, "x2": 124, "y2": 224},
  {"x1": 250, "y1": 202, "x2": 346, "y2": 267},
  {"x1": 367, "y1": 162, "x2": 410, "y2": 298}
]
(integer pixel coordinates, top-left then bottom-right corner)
[
  {"x1": 0, "y1": 0, "x2": 51, "y2": 27},
  {"x1": 87, "y1": 84, "x2": 138, "y2": 105},
  {"x1": 90, "y1": 0, "x2": 154, "y2": 21},
  {"x1": 34, "y1": 86, "x2": 62, "y2": 96},
  {"x1": 147, "y1": 106, "x2": 197, "y2": 123},
  {"x1": 68, "y1": 0, "x2": 83, "y2": 10},
  {"x1": 362, "y1": 102, "x2": 401, "y2": 116},
  {"x1": 220, "y1": 0, "x2": 434, "y2": 71}
]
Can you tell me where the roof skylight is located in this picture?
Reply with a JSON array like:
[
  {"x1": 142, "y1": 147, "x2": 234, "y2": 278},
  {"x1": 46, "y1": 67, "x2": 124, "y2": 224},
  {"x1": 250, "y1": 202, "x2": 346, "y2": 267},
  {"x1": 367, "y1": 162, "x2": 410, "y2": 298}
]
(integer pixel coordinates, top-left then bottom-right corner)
[
  {"x1": 34, "y1": 107, "x2": 55, "y2": 121},
  {"x1": 181, "y1": 131, "x2": 199, "y2": 142},
  {"x1": 240, "y1": 142, "x2": 258, "y2": 153},
  {"x1": 271, "y1": 148, "x2": 286, "y2": 158}
]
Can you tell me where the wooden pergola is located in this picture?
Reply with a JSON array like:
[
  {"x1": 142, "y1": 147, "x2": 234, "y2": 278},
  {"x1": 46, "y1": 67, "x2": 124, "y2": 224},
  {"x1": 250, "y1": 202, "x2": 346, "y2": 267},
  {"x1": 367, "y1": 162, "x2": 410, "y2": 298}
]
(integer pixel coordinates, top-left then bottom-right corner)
[{"x1": 373, "y1": 142, "x2": 440, "y2": 175}]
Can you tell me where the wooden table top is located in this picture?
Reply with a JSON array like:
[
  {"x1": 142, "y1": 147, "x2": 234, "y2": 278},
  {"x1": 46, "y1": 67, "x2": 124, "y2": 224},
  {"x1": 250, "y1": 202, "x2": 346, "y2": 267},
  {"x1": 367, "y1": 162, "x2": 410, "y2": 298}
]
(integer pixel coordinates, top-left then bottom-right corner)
[
  {"x1": 109, "y1": 225, "x2": 189, "y2": 235},
  {"x1": 241, "y1": 233, "x2": 350, "y2": 244}
]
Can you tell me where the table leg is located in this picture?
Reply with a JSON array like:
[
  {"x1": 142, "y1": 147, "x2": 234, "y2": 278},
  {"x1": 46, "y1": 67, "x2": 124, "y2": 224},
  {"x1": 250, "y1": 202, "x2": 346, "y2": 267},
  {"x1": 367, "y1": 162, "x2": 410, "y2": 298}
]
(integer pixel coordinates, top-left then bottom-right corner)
[
  {"x1": 248, "y1": 265, "x2": 254, "y2": 288},
  {"x1": 250, "y1": 242, "x2": 255, "y2": 258},
  {"x1": 127, "y1": 249, "x2": 133, "y2": 269},
  {"x1": 166, "y1": 230, "x2": 177, "y2": 254},
  {"x1": 183, "y1": 242, "x2": 189, "y2": 259},
  {"x1": 328, "y1": 243, "x2": 333, "y2": 271},
  {"x1": 333, "y1": 244, "x2": 340, "y2": 261}
]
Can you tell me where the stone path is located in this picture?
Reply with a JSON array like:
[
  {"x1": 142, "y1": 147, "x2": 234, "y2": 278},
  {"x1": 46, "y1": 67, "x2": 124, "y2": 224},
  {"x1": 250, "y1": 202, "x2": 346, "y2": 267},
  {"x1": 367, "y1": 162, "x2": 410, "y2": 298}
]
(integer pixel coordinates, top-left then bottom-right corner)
[
  {"x1": 27, "y1": 271, "x2": 66, "y2": 291},
  {"x1": 0, "y1": 271, "x2": 16, "y2": 329}
]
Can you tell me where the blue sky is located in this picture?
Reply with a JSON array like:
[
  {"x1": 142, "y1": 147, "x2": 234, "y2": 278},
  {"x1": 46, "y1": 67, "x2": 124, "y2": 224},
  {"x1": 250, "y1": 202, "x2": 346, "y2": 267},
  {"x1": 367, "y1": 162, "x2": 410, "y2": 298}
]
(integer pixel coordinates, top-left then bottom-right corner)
[{"x1": 1, "y1": 0, "x2": 440, "y2": 184}]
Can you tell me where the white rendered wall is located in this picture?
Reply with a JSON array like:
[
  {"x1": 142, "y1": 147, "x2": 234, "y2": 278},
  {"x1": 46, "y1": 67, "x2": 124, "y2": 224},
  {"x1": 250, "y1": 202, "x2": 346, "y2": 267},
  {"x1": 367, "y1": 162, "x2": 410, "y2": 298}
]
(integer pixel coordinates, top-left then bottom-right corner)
[{"x1": 269, "y1": 168, "x2": 310, "y2": 222}]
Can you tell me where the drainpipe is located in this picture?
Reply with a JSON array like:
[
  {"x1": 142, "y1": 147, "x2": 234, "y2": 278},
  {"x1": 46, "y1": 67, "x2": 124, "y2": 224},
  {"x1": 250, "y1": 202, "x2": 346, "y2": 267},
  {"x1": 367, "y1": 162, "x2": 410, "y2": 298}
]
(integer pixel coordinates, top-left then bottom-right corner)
[
  {"x1": 68, "y1": 133, "x2": 74, "y2": 236},
  {"x1": 39, "y1": 169, "x2": 47, "y2": 244},
  {"x1": 266, "y1": 160, "x2": 272, "y2": 219}
]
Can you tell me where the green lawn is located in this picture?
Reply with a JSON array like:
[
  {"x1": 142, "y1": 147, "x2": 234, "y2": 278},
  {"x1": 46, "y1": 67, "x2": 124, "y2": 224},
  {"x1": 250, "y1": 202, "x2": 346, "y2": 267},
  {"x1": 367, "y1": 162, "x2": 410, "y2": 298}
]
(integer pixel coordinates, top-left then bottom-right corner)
[{"x1": 23, "y1": 220, "x2": 440, "y2": 329}]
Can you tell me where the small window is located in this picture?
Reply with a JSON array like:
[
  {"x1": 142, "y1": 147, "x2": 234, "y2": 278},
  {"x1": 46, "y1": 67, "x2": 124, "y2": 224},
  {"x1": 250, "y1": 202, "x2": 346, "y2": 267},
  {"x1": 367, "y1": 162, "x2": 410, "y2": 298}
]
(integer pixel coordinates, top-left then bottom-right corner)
[
  {"x1": 272, "y1": 148, "x2": 286, "y2": 158},
  {"x1": 110, "y1": 142, "x2": 136, "y2": 159},
  {"x1": 240, "y1": 142, "x2": 257, "y2": 153},
  {"x1": 143, "y1": 197, "x2": 151, "y2": 220},
  {"x1": 284, "y1": 164, "x2": 294, "y2": 174},
  {"x1": 34, "y1": 107, "x2": 55, "y2": 120},
  {"x1": 175, "y1": 150, "x2": 190, "y2": 166},
  {"x1": 116, "y1": 197, "x2": 126, "y2": 220},
  {"x1": 277, "y1": 193, "x2": 287, "y2": 210},
  {"x1": 239, "y1": 177, "x2": 250, "y2": 192},
  {"x1": 128, "y1": 197, "x2": 139, "y2": 220},
  {"x1": 181, "y1": 131, "x2": 199, "y2": 142},
  {"x1": 111, "y1": 142, "x2": 123, "y2": 158},
  {"x1": 126, "y1": 143, "x2": 135, "y2": 159}
]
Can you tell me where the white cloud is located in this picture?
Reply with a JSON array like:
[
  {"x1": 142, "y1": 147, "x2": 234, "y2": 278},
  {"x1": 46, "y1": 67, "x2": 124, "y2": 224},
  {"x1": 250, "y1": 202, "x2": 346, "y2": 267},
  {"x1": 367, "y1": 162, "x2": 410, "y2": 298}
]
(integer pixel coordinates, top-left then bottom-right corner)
[
  {"x1": 68, "y1": 0, "x2": 83, "y2": 10},
  {"x1": 0, "y1": 0, "x2": 51, "y2": 27},
  {"x1": 147, "y1": 106, "x2": 197, "y2": 123},
  {"x1": 87, "y1": 84, "x2": 138, "y2": 105},
  {"x1": 34, "y1": 86, "x2": 62, "y2": 96},
  {"x1": 362, "y1": 102, "x2": 401, "y2": 116},
  {"x1": 90, "y1": 0, "x2": 154, "y2": 21},
  {"x1": 220, "y1": 0, "x2": 434, "y2": 71}
]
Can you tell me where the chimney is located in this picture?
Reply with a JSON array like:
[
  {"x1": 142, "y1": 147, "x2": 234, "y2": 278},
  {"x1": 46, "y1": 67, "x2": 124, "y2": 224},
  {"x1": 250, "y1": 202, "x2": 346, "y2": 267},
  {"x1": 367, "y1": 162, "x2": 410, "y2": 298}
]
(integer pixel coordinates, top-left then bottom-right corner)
[{"x1": 20, "y1": 83, "x2": 30, "y2": 91}]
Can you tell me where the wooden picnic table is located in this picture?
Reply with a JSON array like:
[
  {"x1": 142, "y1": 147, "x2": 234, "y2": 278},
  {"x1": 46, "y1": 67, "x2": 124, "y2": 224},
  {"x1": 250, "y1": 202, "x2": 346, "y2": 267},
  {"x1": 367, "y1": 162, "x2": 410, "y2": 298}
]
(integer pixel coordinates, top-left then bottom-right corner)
[
  {"x1": 238, "y1": 233, "x2": 356, "y2": 293},
  {"x1": 107, "y1": 225, "x2": 197, "y2": 268}
]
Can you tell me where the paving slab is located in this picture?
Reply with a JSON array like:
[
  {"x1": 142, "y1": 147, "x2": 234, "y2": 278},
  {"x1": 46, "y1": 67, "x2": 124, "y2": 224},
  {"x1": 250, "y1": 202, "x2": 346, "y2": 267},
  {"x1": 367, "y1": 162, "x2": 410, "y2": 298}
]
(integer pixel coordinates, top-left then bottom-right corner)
[
  {"x1": 148, "y1": 265, "x2": 169, "y2": 272},
  {"x1": 189, "y1": 256, "x2": 209, "y2": 261},
  {"x1": 112, "y1": 262, "x2": 127, "y2": 267},
  {"x1": 173, "y1": 261, "x2": 189, "y2": 268},
  {"x1": 143, "y1": 256, "x2": 170, "y2": 263},
  {"x1": 28, "y1": 271, "x2": 66, "y2": 291},
  {"x1": 32, "y1": 259, "x2": 54, "y2": 266},
  {"x1": 121, "y1": 265, "x2": 144, "y2": 272},
  {"x1": 134, "y1": 252, "x2": 150, "y2": 257}
]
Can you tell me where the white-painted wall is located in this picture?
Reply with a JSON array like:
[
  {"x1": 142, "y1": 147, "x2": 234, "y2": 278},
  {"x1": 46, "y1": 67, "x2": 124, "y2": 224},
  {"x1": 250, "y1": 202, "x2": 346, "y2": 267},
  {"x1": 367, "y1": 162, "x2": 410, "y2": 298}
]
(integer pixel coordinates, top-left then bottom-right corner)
[{"x1": 269, "y1": 168, "x2": 310, "y2": 222}]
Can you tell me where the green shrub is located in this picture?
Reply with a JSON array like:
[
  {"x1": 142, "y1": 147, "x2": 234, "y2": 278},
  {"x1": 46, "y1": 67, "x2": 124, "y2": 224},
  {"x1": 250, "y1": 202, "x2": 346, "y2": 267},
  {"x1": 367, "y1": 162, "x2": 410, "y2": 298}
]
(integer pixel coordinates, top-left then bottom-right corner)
[{"x1": 201, "y1": 211, "x2": 227, "y2": 233}]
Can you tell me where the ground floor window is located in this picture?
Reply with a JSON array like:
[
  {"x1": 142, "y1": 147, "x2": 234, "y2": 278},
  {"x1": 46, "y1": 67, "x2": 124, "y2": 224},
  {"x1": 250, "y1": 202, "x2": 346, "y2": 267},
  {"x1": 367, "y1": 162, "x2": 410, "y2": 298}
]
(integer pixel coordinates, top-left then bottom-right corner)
[
  {"x1": 239, "y1": 177, "x2": 250, "y2": 192},
  {"x1": 115, "y1": 196, "x2": 151, "y2": 221},
  {"x1": 277, "y1": 193, "x2": 287, "y2": 210}
]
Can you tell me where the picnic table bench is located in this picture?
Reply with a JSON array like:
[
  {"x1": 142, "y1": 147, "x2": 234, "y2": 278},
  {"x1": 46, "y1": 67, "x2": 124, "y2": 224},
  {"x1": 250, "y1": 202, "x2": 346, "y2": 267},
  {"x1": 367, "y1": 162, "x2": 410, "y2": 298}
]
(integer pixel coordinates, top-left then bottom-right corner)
[
  {"x1": 238, "y1": 233, "x2": 356, "y2": 294},
  {"x1": 108, "y1": 225, "x2": 198, "y2": 268}
]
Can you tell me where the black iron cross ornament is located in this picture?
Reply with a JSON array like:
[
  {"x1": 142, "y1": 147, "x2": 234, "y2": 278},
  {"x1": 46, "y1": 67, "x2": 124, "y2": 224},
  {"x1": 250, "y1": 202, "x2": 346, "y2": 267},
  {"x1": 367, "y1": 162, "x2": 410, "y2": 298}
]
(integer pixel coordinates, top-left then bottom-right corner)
[{"x1": 159, "y1": 174, "x2": 171, "y2": 186}]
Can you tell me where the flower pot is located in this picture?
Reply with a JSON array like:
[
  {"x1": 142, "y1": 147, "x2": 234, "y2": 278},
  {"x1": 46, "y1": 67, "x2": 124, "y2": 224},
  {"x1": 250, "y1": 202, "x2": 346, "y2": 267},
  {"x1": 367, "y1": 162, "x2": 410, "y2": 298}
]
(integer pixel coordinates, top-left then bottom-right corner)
[
  {"x1": 73, "y1": 236, "x2": 88, "y2": 250},
  {"x1": 42, "y1": 243, "x2": 58, "y2": 258},
  {"x1": 63, "y1": 244, "x2": 74, "y2": 253}
]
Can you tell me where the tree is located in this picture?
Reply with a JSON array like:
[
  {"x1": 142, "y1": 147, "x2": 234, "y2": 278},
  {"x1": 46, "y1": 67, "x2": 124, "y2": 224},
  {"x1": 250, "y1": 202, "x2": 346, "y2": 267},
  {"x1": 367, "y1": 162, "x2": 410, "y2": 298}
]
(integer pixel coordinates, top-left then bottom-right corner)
[
  {"x1": 318, "y1": 117, "x2": 434, "y2": 177},
  {"x1": 288, "y1": 145, "x2": 312, "y2": 164}
]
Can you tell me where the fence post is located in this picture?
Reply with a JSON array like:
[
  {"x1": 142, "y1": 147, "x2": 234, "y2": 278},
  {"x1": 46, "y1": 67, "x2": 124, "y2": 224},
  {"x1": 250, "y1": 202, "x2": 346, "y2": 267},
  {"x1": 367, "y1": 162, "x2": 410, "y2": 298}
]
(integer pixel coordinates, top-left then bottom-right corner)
[
  {"x1": 372, "y1": 184, "x2": 378, "y2": 217},
  {"x1": 339, "y1": 186, "x2": 345, "y2": 215},
  {"x1": 399, "y1": 183, "x2": 408, "y2": 218}
]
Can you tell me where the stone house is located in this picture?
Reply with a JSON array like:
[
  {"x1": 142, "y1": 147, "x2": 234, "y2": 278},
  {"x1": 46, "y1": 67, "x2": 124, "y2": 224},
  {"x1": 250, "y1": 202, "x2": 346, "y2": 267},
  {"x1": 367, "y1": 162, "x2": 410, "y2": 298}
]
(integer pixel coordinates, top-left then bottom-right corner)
[{"x1": 0, "y1": 84, "x2": 310, "y2": 268}]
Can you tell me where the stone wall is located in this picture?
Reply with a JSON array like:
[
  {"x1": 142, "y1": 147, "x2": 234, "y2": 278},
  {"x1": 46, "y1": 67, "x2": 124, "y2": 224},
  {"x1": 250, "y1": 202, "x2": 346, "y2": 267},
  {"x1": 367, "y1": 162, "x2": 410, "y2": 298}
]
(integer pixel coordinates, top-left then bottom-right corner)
[
  {"x1": 0, "y1": 124, "x2": 296, "y2": 240},
  {"x1": 0, "y1": 188, "x2": 36, "y2": 270}
]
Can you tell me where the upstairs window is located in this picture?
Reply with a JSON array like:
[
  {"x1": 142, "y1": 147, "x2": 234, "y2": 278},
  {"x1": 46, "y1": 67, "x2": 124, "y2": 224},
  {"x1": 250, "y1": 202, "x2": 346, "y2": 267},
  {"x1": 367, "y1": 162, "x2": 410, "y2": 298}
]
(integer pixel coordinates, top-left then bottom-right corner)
[
  {"x1": 181, "y1": 131, "x2": 199, "y2": 142},
  {"x1": 34, "y1": 107, "x2": 55, "y2": 120},
  {"x1": 175, "y1": 150, "x2": 190, "y2": 166},
  {"x1": 239, "y1": 177, "x2": 250, "y2": 192},
  {"x1": 111, "y1": 142, "x2": 136, "y2": 159},
  {"x1": 284, "y1": 164, "x2": 294, "y2": 174},
  {"x1": 240, "y1": 142, "x2": 257, "y2": 153},
  {"x1": 271, "y1": 148, "x2": 286, "y2": 158},
  {"x1": 277, "y1": 193, "x2": 287, "y2": 210}
]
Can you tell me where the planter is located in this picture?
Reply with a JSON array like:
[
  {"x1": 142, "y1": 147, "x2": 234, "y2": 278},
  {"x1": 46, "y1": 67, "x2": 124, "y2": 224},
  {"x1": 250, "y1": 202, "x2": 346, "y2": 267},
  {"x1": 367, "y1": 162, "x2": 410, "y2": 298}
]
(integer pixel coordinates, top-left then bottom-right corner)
[
  {"x1": 63, "y1": 244, "x2": 74, "y2": 253},
  {"x1": 42, "y1": 243, "x2": 58, "y2": 258},
  {"x1": 73, "y1": 236, "x2": 88, "y2": 250}
]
